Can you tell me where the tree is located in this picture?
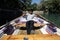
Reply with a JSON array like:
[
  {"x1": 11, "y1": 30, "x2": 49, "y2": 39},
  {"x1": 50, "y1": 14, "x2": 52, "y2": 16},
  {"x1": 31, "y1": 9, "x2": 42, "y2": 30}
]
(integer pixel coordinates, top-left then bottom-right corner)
[
  {"x1": 31, "y1": 3, "x2": 38, "y2": 10},
  {"x1": 24, "y1": 0, "x2": 32, "y2": 10},
  {"x1": 39, "y1": 0, "x2": 60, "y2": 14}
]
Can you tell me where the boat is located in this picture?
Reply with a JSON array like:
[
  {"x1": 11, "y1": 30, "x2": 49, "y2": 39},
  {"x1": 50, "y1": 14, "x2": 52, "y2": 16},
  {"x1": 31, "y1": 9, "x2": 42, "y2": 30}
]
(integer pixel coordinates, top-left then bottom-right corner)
[{"x1": 0, "y1": 15, "x2": 60, "y2": 40}]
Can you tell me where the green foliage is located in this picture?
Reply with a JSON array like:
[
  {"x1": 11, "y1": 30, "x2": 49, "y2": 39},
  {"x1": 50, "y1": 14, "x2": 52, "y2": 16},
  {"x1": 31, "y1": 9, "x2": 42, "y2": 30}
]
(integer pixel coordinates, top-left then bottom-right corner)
[
  {"x1": 31, "y1": 3, "x2": 38, "y2": 10},
  {"x1": 40, "y1": 0, "x2": 60, "y2": 27},
  {"x1": 22, "y1": 0, "x2": 39, "y2": 10},
  {"x1": 40, "y1": 0, "x2": 60, "y2": 13},
  {"x1": 22, "y1": 0, "x2": 38, "y2": 10},
  {"x1": 22, "y1": 0, "x2": 32, "y2": 10}
]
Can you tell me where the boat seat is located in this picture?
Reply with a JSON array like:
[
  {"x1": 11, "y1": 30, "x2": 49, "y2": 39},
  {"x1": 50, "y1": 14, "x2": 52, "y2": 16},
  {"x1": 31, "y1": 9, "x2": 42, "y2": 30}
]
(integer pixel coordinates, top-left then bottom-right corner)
[
  {"x1": 40, "y1": 25, "x2": 48, "y2": 34},
  {"x1": 12, "y1": 29, "x2": 20, "y2": 35}
]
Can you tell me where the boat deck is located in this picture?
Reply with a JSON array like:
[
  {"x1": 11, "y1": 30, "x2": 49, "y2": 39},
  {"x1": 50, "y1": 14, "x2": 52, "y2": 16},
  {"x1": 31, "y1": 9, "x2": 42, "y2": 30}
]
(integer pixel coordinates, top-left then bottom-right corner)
[
  {"x1": 18, "y1": 29, "x2": 42, "y2": 35},
  {"x1": 1, "y1": 34, "x2": 60, "y2": 40},
  {"x1": 1, "y1": 29, "x2": 60, "y2": 40}
]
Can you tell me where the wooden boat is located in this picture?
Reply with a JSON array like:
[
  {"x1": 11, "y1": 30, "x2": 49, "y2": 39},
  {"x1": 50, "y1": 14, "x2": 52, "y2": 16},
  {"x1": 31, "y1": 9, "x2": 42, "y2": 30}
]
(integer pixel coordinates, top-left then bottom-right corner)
[{"x1": 0, "y1": 15, "x2": 60, "y2": 40}]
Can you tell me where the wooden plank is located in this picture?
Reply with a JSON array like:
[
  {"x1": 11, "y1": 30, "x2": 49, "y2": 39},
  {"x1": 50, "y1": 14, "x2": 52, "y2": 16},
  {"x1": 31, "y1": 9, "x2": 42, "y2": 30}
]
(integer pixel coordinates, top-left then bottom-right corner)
[
  {"x1": 35, "y1": 29, "x2": 42, "y2": 34},
  {"x1": 1, "y1": 34, "x2": 60, "y2": 40},
  {"x1": 18, "y1": 30, "x2": 27, "y2": 35},
  {"x1": 18, "y1": 29, "x2": 42, "y2": 35},
  {"x1": 15, "y1": 23, "x2": 45, "y2": 27}
]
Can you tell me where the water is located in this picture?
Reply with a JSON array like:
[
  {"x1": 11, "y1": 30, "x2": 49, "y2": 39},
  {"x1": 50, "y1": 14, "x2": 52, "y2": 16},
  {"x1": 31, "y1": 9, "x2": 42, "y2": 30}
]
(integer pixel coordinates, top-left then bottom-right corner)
[{"x1": 41, "y1": 13, "x2": 60, "y2": 28}]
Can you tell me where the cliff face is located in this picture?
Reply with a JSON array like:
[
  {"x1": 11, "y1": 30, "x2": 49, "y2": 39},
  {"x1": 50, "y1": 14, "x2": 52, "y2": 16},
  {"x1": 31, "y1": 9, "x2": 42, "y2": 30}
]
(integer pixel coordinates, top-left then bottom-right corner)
[
  {"x1": 0, "y1": 9, "x2": 22, "y2": 26},
  {"x1": 0, "y1": 0, "x2": 24, "y2": 26}
]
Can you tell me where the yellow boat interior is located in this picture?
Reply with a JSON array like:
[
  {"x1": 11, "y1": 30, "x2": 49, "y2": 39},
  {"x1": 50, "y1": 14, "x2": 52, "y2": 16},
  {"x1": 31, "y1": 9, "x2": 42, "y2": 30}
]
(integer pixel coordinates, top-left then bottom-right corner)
[{"x1": 0, "y1": 18, "x2": 60, "y2": 40}]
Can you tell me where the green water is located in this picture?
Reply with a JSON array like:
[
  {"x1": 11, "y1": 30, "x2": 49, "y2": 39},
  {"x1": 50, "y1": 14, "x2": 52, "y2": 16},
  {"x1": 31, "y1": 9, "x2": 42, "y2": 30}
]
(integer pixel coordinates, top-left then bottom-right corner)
[{"x1": 41, "y1": 13, "x2": 60, "y2": 28}]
